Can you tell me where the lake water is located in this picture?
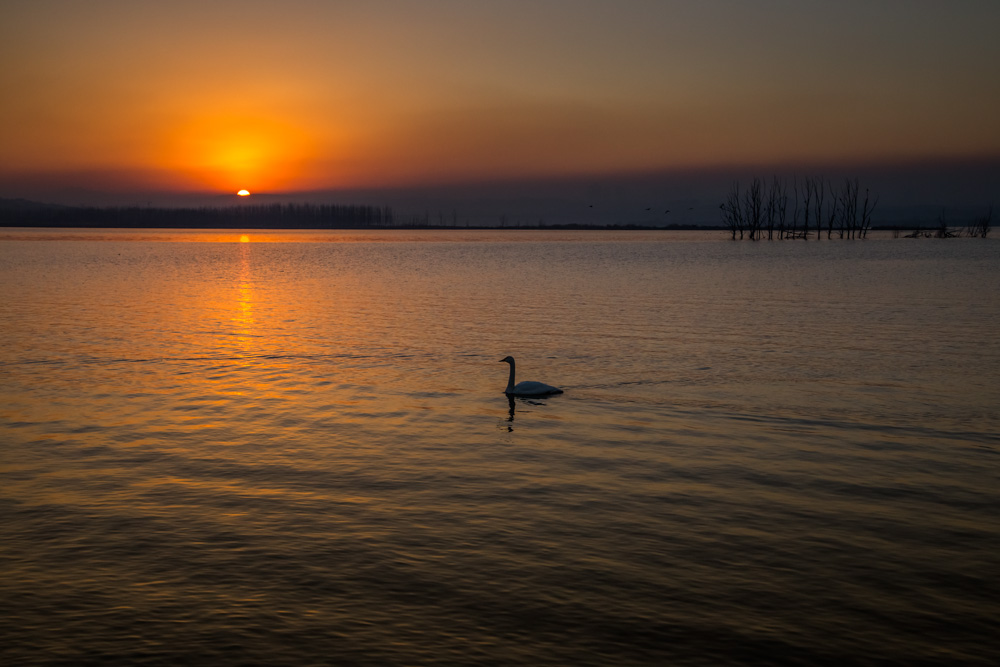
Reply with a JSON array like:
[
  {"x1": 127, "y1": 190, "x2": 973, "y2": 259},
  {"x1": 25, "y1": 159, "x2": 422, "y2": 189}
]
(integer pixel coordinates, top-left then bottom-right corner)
[{"x1": 1, "y1": 228, "x2": 998, "y2": 666}]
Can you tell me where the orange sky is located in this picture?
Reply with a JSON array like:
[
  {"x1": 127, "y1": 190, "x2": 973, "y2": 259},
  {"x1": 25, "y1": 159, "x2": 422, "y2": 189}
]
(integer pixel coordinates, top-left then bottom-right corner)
[{"x1": 2, "y1": 0, "x2": 999, "y2": 200}]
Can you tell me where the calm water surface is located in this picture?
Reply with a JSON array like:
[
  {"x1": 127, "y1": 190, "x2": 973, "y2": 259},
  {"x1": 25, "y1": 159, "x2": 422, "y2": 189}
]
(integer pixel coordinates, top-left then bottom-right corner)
[{"x1": 2, "y1": 229, "x2": 998, "y2": 665}]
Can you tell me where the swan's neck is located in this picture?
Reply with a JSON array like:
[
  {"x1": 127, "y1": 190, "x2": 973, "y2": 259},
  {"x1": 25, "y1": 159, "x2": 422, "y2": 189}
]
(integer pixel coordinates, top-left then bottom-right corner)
[{"x1": 505, "y1": 361, "x2": 516, "y2": 393}]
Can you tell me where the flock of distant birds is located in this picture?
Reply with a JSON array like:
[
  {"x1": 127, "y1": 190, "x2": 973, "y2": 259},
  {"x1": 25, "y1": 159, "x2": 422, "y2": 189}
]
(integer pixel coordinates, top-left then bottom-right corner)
[{"x1": 587, "y1": 204, "x2": 698, "y2": 215}]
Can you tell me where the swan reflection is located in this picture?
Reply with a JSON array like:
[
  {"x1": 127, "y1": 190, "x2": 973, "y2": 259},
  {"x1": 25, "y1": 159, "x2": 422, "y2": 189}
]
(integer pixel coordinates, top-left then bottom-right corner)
[{"x1": 501, "y1": 394, "x2": 555, "y2": 432}]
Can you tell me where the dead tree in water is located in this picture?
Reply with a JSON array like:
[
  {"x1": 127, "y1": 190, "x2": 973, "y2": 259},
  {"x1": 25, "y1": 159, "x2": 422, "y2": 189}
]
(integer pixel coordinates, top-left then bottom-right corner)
[
  {"x1": 722, "y1": 182, "x2": 745, "y2": 239},
  {"x1": 967, "y1": 205, "x2": 993, "y2": 238},
  {"x1": 764, "y1": 177, "x2": 786, "y2": 240},
  {"x1": 812, "y1": 177, "x2": 826, "y2": 240},
  {"x1": 764, "y1": 179, "x2": 777, "y2": 240},
  {"x1": 786, "y1": 178, "x2": 799, "y2": 240},
  {"x1": 859, "y1": 188, "x2": 879, "y2": 239},
  {"x1": 837, "y1": 179, "x2": 860, "y2": 239},
  {"x1": 798, "y1": 177, "x2": 813, "y2": 240},
  {"x1": 776, "y1": 179, "x2": 788, "y2": 238},
  {"x1": 826, "y1": 183, "x2": 838, "y2": 239},
  {"x1": 935, "y1": 210, "x2": 958, "y2": 238},
  {"x1": 721, "y1": 174, "x2": 875, "y2": 241},
  {"x1": 744, "y1": 178, "x2": 763, "y2": 240}
]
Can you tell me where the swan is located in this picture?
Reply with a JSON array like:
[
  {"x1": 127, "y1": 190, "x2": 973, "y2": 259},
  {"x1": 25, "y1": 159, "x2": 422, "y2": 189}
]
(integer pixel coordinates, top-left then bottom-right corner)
[{"x1": 499, "y1": 356, "x2": 563, "y2": 397}]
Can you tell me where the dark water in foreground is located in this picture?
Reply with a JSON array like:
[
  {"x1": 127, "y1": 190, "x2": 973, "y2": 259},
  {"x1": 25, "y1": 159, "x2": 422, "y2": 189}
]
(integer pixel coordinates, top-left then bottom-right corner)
[{"x1": 1, "y1": 229, "x2": 998, "y2": 665}]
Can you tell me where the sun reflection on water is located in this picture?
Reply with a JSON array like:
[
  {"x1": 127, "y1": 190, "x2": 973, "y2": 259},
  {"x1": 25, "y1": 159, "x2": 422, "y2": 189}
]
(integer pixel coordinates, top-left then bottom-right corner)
[{"x1": 234, "y1": 242, "x2": 255, "y2": 356}]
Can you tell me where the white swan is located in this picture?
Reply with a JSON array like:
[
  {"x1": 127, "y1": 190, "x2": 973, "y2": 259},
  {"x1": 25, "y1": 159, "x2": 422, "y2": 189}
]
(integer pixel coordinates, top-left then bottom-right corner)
[{"x1": 499, "y1": 356, "x2": 563, "y2": 397}]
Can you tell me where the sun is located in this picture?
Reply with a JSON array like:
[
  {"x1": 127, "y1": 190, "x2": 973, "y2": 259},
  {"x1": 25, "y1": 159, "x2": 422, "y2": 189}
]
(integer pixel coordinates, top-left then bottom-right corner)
[{"x1": 237, "y1": 189, "x2": 251, "y2": 196}]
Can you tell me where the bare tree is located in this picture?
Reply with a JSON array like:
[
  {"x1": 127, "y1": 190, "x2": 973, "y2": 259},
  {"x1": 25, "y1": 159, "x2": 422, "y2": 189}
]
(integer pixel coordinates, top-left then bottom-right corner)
[
  {"x1": 826, "y1": 181, "x2": 838, "y2": 240},
  {"x1": 966, "y1": 205, "x2": 993, "y2": 238},
  {"x1": 787, "y1": 177, "x2": 800, "y2": 240},
  {"x1": 722, "y1": 181, "x2": 745, "y2": 239},
  {"x1": 764, "y1": 177, "x2": 782, "y2": 240},
  {"x1": 859, "y1": 188, "x2": 879, "y2": 239},
  {"x1": 935, "y1": 210, "x2": 958, "y2": 238},
  {"x1": 837, "y1": 179, "x2": 860, "y2": 239},
  {"x1": 744, "y1": 177, "x2": 763, "y2": 240},
  {"x1": 812, "y1": 177, "x2": 825, "y2": 240},
  {"x1": 800, "y1": 177, "x2": 813, "y2": 240},
  {"x1": 776, "y1": 178, "x2": 788, "y2": 239}
]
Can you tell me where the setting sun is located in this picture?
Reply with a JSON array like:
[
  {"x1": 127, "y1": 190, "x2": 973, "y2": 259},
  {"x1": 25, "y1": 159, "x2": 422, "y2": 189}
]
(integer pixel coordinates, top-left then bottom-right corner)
[
  {"x1": 237, "y1": 190, "x2": 250, "y2": 196},
  {"x1": 151, "y1": 111, "x2": 319, "y2": 192}
]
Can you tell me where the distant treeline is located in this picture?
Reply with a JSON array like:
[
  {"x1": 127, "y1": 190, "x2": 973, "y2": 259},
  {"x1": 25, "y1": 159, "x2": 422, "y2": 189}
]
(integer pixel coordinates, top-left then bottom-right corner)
[
  {"x1": 1, "y1": 202, "x2": 397, "y2": 229},
  {"x1": 1, "y1": 200, "x2": 714, "y2": 231}
]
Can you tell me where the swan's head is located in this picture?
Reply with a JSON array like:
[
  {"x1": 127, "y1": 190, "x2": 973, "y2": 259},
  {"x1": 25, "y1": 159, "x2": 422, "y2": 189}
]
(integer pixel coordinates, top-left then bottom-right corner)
[{"x1": 499, "y1": 355, "x2": 514, "y2": 364}]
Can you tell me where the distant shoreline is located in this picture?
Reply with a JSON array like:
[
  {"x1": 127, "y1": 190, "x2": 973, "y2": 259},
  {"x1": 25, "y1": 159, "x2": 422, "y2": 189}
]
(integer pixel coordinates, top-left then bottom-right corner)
[
  {"x1": 0, "y1": 221, "x2": 966, "y2": 233},
  {"x1": 0, "y1": 198, "x2": 720, "y2": 231},
  {"x1": 0, "y1": 198, "x2": 982, "y2": 234}
]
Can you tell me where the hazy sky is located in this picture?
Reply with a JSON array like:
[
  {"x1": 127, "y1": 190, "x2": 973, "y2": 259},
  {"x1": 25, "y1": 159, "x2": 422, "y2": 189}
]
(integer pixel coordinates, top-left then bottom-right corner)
[{"x1": 2, "y1": 0, "x2": 999, "y2": 200}]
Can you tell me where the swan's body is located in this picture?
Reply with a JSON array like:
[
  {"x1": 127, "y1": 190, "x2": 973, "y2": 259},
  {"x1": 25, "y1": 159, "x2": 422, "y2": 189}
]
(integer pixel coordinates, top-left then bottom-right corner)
[{"x1": 499, "y1": 356, "x2": 563, "y2": 397}]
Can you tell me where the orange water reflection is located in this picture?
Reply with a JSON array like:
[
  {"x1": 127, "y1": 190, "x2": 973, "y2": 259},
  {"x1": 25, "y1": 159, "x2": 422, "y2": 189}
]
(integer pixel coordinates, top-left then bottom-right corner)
[{"x1": 234, "y1": 242, "x2": 255, "y2": 356}]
